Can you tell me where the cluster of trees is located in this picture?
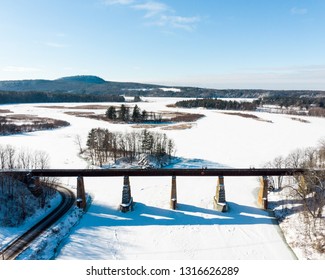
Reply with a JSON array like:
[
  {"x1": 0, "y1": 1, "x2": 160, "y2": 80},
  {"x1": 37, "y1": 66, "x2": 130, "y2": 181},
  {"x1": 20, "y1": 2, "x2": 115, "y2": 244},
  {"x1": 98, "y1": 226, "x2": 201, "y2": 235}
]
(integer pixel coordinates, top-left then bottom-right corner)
[
  {"x1": 259, "y1": 96, "x2": 325, "y2": 109},
  {"x1": 0, "y1": 145, "x2": 50, "y2": 170},
  {"x1": 106, "y1": 104, "x2": 162, "y2": 123},
  {"x1": 308, "y1": 107, "x2": 325, "y2": 117},
  {"x1": 0, "y1": 116, "x2": 70, "y2": 135},
  {"x1": 0, "y1": 145, "x2": 56, "y2": 227},
  {"x1": 175, "y1": 97, "x2": 325, "y2": 118},
  {"x1": 0, "y1": 90, "x2": 125, "y2": 104},
  {"x1": 175, "y1": 98, "x2": 258, "y2": 111},
  {"x1": 258, "y1": 96, "x2": 325, "y2": 117},
  {"x1": 266, "y1": 140, "x2": 325, "y2": 253},
  {"x1": 86, "y1": 128, "x2": 175, "y2": 167}
]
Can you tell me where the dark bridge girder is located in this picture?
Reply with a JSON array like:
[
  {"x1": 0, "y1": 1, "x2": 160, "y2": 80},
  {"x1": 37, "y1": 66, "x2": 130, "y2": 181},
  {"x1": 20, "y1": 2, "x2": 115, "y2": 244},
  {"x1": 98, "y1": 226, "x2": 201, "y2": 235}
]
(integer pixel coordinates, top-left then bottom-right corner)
[{"x1": 1, "y1": 168, "x2": 309, "y2": 177}]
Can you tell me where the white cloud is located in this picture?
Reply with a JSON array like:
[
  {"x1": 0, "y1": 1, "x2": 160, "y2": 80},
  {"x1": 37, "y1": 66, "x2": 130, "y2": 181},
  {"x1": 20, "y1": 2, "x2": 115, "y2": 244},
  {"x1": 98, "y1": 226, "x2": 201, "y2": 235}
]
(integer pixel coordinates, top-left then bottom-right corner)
[
  {"x1": 44, "y1": 42, "x2": 67, "y2": 48},
  {"x1": 132, "y1": 1, "x2": 169, "y2": 18},
  {"x1": 102, "y1": 0, "x2": 200, "y2": 31},
  {"x1": 132, "y1": 1, "x2": 200, "y2": 30},
  {"x1": 103, "y1": 0, "x2": 134, "y2": 5},
  {"x1": 157, "y1": 15, "x2": 200, "y2": 31},
  {"x1": 2, "y1": 66, "x2": 41, "y2": 73},
  {"x1": 291, "y1": 7, "x2": 308, "y2": 15}
]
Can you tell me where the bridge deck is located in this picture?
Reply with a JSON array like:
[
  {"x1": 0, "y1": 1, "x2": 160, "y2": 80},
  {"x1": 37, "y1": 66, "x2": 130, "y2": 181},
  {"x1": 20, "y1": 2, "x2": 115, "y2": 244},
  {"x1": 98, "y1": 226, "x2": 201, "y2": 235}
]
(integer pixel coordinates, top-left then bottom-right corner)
[{"x1": 0, "y1": 168, "x2": 310, "y2": 177}]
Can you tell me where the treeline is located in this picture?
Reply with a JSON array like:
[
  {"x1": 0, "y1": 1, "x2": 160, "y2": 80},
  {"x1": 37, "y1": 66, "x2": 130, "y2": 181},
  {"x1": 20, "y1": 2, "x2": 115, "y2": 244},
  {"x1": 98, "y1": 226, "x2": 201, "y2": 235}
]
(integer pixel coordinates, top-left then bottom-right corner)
[
  {"x1": 0, "y1": 116, "x2": 70, "y2": 135},
  {"x1": 86, "y1": 128, "x2": 175, "y2": 167},
  {"x1": 106, "y1": 104, "x2": 162, "y2": 123},
  {"x1": 0, "y1": 145, "x2": 56, "y2": 227},
  {"x1": 175, "y1": 97, "x2": 325, "y2": 117},
  {"x1": 260, "y1": 96, "x2": 325, "y2": 109},
  {"x1": 259, "y1": 96, "x2": 325, "y2": 117},
  {"x1": 0, "y1": 90, "x2": 125, "y2": 104},
  {"x1": 175, "y1": 98, "x2": 258, "y2": 111}
]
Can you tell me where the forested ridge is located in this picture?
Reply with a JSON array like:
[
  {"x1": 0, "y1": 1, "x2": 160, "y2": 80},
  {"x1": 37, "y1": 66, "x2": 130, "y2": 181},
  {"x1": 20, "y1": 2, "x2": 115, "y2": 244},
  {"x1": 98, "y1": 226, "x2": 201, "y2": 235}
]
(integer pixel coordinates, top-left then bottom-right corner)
[{"x1": 0, "y1": 90, "x2": 125, "y2": 104}]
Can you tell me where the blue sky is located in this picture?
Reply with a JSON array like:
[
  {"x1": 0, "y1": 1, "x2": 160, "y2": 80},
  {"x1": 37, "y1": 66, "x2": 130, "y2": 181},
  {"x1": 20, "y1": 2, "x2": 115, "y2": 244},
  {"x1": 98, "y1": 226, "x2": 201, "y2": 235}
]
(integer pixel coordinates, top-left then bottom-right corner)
[{"x1": 0, "y1": 0, "x2": 324, "y2": 89}]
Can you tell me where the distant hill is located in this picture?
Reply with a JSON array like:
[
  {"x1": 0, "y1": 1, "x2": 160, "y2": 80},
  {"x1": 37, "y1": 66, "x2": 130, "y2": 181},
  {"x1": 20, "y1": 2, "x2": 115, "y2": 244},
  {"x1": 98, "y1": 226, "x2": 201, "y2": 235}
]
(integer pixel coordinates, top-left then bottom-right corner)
[
  {"x1": 0, "y1": 75, "x2": 161, "y2": 95},
  {"x1": 0, "y1": 75, "x2": 324, "y2": 99},
  {"x1": 55, "y1": 75, "x2": 106, "y2": 84}
]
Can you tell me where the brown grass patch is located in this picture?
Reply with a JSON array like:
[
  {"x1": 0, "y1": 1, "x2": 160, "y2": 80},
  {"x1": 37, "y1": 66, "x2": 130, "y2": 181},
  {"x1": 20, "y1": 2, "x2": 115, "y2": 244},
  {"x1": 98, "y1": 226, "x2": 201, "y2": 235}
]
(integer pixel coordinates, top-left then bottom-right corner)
[
  {"x1": 37, "y1": 104, "x2": 108, "y2": 110},
  {"x1": 290, "y1": 117, "x2": 310, "y2": 123},
  {"x1": 0, "y1": 113, "x2": 70, "y2": 135},
  {"x1": 64, "y1": 111, "x2": 110, "y2": 122},
  {"x1": 131, "y1": 124, "x2": 165, "y2": 129},
  {"x1": 3, "y1": 114, "x2": 69, "y2": 125},
  {"x1": 0, "y1": 109, "x2": 13, "y2": 114},
  {"x1": 5, "y1": 114, "x2": 38, "y2": 120},
  {"x1": 161, "y1": 123, "x2": 194, "y2": 130},
  {"x1": 65, "y1": 111, "x2": 96, "y2": 116},
  {"x1": 160, "y1": 111, "x2": 205, "y2": 122},
  {"x1": 36, "y1": 105, "x2": 67, "y2": 109},
  {"x1": 222, "y1": 112, "x2": 273, "y2": 123},
  {"x1": 72, "y1": 105, "x2": 109, "y2": 110}
]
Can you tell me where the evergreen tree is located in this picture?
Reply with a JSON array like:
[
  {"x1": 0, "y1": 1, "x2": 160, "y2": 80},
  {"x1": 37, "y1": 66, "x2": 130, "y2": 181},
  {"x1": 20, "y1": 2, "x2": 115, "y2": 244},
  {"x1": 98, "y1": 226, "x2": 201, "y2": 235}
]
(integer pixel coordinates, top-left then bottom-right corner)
[
  {"x1": 141, "y1": 129, "x2": 153, "y2": 153},
  {"x1": 106, "y1": 106, "x2": 117, "y2": 120},
  {"x1": 119, "y1": 104, "x2": 130, "y2": 122},
  {"x1": 132, "y1": 105, "x2": 141, "y2": 122},
  {"x1": 141, "y1": 110, "x2": 147, "y2": 121},
  {"x1": 133, "y1": 96, "x2": 142, "y2": 102}
]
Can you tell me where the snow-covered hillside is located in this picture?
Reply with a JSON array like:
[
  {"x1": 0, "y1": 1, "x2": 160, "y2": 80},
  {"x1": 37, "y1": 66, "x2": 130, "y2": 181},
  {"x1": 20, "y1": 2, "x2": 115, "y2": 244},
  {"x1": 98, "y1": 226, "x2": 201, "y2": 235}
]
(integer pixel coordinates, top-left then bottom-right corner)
[{"x1": 0, "y1": 97, "x2": 324, "y2": 260}]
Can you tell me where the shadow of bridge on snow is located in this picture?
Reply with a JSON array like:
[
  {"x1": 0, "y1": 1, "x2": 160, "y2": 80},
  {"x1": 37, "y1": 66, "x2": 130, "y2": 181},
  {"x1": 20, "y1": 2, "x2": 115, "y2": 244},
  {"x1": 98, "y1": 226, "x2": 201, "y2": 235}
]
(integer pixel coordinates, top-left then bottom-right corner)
[{"x1": 84, "y1": 201, "x2": 276, "y2": 228}]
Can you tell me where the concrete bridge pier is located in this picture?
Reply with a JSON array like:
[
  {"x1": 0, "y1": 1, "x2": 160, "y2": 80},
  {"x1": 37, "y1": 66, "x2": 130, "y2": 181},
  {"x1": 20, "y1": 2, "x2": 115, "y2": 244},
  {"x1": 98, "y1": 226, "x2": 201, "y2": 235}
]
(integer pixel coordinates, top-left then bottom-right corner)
[
  {"x1": 76, "y1": 176, "x2": 86, "y2": 210},
  {"x1": 214, "y1": 176, "x2": 228, "y2": 212},
  {"x1": 170, "y1": 175, "x2": 177, "y2": 210},
  {"x1": 298, "y1": 175, "x2": 307, "y2": 193},
  {"x1": 120, "y1": 176, "x2": 133, "y2": 213},
  {"x1": 258, "y1": 176, "x2": 268, "y2": 210}
]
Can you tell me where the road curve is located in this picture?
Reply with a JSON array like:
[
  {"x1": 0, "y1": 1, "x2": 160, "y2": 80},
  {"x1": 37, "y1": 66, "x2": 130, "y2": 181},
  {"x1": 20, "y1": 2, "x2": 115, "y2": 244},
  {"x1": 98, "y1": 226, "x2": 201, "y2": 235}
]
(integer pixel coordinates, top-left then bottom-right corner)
[{"x1": 1, "y1": 184, "x2": 75, "y2": 260}]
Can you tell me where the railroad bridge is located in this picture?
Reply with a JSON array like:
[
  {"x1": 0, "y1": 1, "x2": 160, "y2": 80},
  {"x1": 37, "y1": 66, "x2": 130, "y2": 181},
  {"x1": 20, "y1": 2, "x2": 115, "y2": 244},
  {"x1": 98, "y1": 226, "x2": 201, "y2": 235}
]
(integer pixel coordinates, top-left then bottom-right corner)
[{"x1": 3, "y1": 168, "x2": 313, "y2": 213}]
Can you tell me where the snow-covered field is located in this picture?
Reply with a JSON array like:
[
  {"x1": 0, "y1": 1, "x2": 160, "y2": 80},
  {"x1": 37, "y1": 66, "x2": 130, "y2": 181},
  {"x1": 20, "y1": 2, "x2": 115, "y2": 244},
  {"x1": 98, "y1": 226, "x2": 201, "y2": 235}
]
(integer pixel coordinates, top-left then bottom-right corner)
[{"x1": 1, "y1": 97, "x2": 325, "y2": 260}]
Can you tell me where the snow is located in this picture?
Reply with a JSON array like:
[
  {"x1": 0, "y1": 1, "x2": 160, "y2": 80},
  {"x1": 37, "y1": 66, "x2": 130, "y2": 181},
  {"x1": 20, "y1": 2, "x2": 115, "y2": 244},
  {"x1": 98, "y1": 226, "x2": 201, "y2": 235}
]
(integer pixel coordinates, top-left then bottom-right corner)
[
  {"x1": 1, "y1": 97, "x2": 325, "y2": 260},
  {"x1": 159, "y1": 87, "x2": 181, "y2": 92}
]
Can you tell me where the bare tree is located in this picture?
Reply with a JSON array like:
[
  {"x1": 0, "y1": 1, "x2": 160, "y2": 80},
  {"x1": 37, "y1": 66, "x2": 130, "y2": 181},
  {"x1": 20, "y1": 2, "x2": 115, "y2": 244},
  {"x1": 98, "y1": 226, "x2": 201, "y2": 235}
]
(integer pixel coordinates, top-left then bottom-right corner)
[
  {"x1": 303, "y1": 147, "x2": 317, "y2": 168},
  {"x1": 74, "y1": 134, "x2": 84, "y2": 154},
  {"x1": 268, "y1": 143, "x2": 325, "y2": 254},
  {"x1": 318, "y1": 138, "x2": 325, "y2": 167},
  {"x1": 285, "y1": 148, "x2": 304, "y2": 168},
  {"x1": 265, "y1": 155, "x2": 286, "y2": 189},
  {"x1": 6, "y1": 145, "x2": 16, "y2": 169},
  {"x1": 0, "y1": 145, "x2": 8, "y2": 169}
]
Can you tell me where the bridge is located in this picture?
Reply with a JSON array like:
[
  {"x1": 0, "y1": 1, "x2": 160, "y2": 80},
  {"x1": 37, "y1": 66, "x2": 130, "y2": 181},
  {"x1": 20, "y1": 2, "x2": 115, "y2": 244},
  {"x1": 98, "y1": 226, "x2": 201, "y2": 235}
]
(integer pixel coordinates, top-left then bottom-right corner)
[{"x1": 2, "y1": 167, "x2": 315, "y2": 213}]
